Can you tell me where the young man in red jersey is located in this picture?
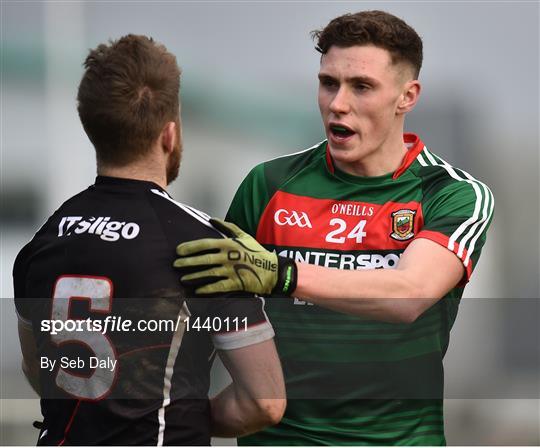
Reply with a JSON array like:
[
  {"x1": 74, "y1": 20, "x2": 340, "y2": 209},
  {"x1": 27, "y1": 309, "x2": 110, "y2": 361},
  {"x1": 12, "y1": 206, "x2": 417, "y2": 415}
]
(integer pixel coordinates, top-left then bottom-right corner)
[{"x1": 175, "y1": 11, "x2": 493, "y2": 445}]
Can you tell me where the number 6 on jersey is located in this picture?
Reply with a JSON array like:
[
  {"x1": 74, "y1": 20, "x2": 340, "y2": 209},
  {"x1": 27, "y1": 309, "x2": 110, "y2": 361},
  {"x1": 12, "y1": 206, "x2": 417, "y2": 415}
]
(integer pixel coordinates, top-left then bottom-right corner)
[{"x1": 51, "y1": 275, "x2": 117, "y2": 400}]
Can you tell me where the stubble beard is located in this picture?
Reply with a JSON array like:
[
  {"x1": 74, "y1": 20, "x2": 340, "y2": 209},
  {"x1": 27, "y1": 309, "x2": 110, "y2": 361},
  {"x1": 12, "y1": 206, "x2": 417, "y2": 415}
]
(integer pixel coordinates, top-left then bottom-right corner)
[{"x1": 166, "y1": 139, "x2": 182, "y2": 185}]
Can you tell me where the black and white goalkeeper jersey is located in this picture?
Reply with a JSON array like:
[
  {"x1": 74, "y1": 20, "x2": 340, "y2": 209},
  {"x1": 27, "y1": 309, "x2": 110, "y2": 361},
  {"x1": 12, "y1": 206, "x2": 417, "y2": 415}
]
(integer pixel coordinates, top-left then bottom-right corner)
[{"x1": 13, "y1": 176, "x2": 274, "y2": 446}]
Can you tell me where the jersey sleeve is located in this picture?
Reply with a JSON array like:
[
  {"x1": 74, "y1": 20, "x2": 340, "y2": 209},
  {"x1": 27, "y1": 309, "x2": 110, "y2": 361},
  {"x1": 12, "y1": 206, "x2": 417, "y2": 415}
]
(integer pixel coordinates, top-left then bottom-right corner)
[
  {"x1": 415, "y1": 179, "x2": 494, "y2": 282},
  {"x1": 13, "y1": 247, "x2": 32, "y2": 323},
  {"x1": 13, "y1": 217, "x2": 54, "y2": 325},
  {"x1": 207, "y1": 296, "x2": 274, "y2": 351},
  {"x1": 225, "y1": 164, "x2": 270, "y2": 237}
]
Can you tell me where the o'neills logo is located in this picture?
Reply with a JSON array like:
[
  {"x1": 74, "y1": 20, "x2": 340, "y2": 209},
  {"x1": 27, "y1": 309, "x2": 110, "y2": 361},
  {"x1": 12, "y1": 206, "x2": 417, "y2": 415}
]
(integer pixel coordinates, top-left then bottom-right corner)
[
  {"x1": 331, "y1": 203, "x2": 374, "y2": 217},
  {"x1": 227, "y1": 250, "x2": 277, "y2": 272},
  {"x1": 274, "y1": 209, "x2": 312, "y2": 228},
  {"x1": 390, "y1": 209, "x2": 416, "y2": 241}
]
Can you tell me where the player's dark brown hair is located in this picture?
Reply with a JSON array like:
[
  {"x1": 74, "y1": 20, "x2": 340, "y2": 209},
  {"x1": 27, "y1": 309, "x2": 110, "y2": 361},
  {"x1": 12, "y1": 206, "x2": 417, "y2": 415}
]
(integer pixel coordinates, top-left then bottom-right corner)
[
  {"x1": 312, "y1": 10, "x2": 423, "y2": 78},
  {"x1": 77, "y1": 34, "x2": 181, "y2": 166}
]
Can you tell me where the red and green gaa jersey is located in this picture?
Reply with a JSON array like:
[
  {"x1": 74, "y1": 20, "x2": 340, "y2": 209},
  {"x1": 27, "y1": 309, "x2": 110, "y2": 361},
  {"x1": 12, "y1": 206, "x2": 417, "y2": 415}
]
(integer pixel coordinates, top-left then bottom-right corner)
[{"x1": 227, "y1": 134, "x2": 494, "y2": 446}]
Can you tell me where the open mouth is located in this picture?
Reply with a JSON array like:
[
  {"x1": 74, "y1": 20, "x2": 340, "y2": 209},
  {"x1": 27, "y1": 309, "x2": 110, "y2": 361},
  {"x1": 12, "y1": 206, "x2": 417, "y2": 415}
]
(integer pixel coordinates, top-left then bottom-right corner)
[{"x1": 329, "y1": 123, "x2": 355, "y2": 140}]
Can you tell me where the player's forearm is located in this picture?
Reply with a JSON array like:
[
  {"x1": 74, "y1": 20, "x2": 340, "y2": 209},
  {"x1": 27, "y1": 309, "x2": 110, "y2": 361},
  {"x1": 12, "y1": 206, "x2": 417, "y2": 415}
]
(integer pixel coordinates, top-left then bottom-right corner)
[
  {"x1": 174, "y1": 224, "x2": 458, "y2": 323},
  {"x1": 210, "y1": 384, "x2": 284, "y2": 438},
  {"x1": 294, "y1": 262, "x2": 433, "y2": 323}
]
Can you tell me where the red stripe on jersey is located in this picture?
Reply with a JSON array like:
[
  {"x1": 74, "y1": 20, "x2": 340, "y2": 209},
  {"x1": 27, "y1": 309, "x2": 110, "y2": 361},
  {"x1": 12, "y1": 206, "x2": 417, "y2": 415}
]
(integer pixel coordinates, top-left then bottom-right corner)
[
  {"x1": 256, "y1": 191, "x2": 424, "y2": 251},
  {"x1": 415, "y1": 230, "x2": 473, "y2": 283},
  {"x1": 325, "y1": 145, "x2": 335, "y2": 174},
  {"x1": 58, "y1": 400, "x2": 81, "y2": 446},
  {"x1": 393, "y1": 134, "x2": 425, "y2": 179}
]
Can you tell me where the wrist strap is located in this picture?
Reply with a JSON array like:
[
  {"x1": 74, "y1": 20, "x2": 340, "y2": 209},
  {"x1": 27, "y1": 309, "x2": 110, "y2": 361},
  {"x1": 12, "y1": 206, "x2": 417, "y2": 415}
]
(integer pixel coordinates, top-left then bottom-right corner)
[{"x1": 272, "y1": 256, "x2": 298, "y2": 296}]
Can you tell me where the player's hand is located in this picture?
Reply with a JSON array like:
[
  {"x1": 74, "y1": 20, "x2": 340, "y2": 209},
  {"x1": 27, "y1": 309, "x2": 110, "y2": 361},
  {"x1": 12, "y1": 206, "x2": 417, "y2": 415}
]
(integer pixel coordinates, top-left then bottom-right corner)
[{"x1": 174, "y1": 218, "x2": 297, "y2": 296}]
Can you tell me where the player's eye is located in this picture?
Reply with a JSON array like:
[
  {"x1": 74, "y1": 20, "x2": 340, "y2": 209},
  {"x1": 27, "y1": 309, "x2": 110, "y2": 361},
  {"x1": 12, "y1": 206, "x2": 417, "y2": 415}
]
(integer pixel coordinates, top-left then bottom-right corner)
[
  {"x1": 319, "y1": 76, "x2": 338, "y2": 89},
  {"x1": 354, "y1": 82, "x2": 371, "y2": 92}
]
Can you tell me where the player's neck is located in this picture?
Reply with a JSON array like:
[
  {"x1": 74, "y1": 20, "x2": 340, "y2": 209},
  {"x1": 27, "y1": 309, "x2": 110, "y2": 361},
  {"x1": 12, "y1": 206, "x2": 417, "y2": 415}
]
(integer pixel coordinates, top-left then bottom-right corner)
[
  {"x1": 335, "y1": 128, "x2": 408, "y2": 177},
  {"x1": 98, "y1": 160, "x2": 167, "y2": 189}
]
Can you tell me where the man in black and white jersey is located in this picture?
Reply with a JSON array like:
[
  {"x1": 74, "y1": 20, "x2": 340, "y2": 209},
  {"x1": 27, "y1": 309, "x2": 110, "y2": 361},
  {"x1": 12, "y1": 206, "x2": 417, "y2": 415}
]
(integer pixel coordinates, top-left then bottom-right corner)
[{"x1": 13, "y1": 35, "x2": 285, "y2": 445}]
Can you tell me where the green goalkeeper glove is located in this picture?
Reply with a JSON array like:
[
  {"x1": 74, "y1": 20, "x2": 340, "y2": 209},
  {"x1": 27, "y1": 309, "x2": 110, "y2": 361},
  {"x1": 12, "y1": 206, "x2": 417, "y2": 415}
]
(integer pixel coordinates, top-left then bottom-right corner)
[{"x1": 174, "y1": 218, "x2": 297, "y2": 296}]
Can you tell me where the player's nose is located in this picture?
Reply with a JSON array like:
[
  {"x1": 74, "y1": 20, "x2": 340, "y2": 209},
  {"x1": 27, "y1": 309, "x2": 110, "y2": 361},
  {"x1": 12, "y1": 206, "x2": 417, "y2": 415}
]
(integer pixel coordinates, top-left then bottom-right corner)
[{"x1": 329, "y1": 87, "x2": 351, "y2": 115}]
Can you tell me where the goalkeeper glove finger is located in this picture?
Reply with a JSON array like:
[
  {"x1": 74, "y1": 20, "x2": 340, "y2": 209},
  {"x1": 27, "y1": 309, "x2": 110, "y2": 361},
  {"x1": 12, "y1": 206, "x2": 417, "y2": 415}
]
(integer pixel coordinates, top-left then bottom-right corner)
[{"x1": 174, "y1": 218, "x2": 297, "y2": 296}]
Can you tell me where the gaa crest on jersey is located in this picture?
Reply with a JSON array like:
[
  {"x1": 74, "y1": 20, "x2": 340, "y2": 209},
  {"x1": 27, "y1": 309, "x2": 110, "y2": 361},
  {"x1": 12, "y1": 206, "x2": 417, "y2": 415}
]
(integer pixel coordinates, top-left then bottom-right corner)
[{"x1": 390, "y1": 209, "x2": 416, "y2": 241}]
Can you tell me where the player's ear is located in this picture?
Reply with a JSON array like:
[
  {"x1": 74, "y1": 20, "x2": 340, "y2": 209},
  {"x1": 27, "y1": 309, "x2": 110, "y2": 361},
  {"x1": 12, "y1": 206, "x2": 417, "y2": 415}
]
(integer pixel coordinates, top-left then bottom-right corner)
[
  {"x1": 397, "y1": 80, "x2": 421, "y2": 115},
  {"x1": 161, "y1": 121, "x2": 178, "y2": 155}
]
